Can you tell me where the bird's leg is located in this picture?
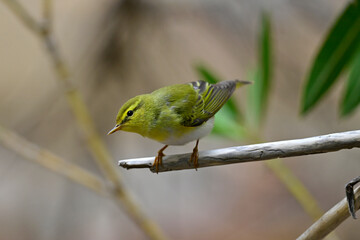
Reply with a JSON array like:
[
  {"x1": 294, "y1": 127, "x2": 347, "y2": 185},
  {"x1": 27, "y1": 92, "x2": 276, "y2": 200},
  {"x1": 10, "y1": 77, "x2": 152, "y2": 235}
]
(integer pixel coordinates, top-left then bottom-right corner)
[
  {"x1": 346, "y1": 176, "x2": 360, "y2": 219},
  {"x1": 153, "y1": 145, "x2": 168, "y2": 174},
  {"x1": 189, "y1": 139, "x2": 199, "y2": 170}
]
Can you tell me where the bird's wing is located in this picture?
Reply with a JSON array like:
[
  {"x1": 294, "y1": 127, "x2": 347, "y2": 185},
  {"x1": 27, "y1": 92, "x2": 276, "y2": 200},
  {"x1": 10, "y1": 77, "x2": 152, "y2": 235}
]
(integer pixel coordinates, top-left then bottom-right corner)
[{"x1": 181, "y1": 80, "x2": 247, "y2": 127}]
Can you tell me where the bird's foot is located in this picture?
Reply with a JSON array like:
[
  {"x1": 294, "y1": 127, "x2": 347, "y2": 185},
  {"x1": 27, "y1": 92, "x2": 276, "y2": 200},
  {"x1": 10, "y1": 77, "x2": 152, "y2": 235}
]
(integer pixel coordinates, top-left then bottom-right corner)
[
  {"x1": 153, "y1": 145, "x2": 168, "y2": 174},
  {"x1": 153, "y1": 154, "x2": 164, "y2": 174},
  {"x1": 189, "y1": 140, "x2": 199, "y2": 170}
]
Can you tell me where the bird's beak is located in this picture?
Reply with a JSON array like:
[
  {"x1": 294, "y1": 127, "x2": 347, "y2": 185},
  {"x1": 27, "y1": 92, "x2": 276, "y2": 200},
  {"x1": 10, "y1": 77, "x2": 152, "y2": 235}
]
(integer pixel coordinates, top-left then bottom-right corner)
[{"x1": 107, "y1": 125, "x2": 122, "y2": 135}]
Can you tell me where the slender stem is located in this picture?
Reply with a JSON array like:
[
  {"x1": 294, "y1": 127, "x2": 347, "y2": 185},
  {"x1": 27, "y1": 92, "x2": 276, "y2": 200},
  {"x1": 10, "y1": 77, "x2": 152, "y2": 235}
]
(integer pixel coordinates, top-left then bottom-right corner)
[
  {"x1": 0, "y1": 125, "x2": 107, "y2": 196},
  {"x1": 118, "y1": 130, "x2": 360, "y2": 172},
  {"x1": 265, "y1": 160, "x2": 324, "y2": 219},
  {"x1": 0, "y1": 124, "x2": 167, "y2": 240},
  {"x1": 1, "y1": 0, "x2": 44, "y2": 34},
  {"x1": 248, "y1": 134, "x2": 326, "y2": 223},
  {"x1": 42, "y1": 0, "x2": 52, "y2": 32}
]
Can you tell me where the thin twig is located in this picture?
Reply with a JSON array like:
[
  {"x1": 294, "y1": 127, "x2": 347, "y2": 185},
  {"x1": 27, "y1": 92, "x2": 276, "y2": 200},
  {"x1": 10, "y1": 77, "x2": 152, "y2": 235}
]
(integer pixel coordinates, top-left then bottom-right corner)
[
  {"x1": 248, "y1": 134, "x2": 326, "y2": 223},
  {"x1": 0, "y1": 124, "x2": 107, "y2": 196},
  {"x1": 42, "y1": 0, "x2": 52, "y2": 32},
  {"x1": 1, "y1": 0, "x2": 44, "y2": 34},
  {"x1": 0, "y1": 125, "x2": 166, "y2": 240},
  {"x1": 297, "y1": 186, "x2": 360, "y2": 240},
  {"x1": 265, "y1": 160, "x2": 324, "y2": 219},
  {"x1": 1, "y1": 1, "x2": 167, "y2": 239},
  {"x1": 118, "y1": 130, "x2": 360, "y2": 172}
]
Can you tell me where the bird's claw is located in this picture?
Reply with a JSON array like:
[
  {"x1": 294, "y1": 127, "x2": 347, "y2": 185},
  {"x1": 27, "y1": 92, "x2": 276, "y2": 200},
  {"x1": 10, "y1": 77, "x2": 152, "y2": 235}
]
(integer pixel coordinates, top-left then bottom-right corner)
[
  {"x1": 189, "y1": 140, "x2": 199, "y2": 170},
  {"x1": 153, "y1": 145, "x2": 168, "y2": 174},
  {"x1": 346, "y1": 176, "x2": 360, "y2": 219},
  {"x1": 189, "y1": 151, "x2": 199, "y2": 170},
  {"x1": 153, "y1": 152, "x2": 165, "y2": 174}
]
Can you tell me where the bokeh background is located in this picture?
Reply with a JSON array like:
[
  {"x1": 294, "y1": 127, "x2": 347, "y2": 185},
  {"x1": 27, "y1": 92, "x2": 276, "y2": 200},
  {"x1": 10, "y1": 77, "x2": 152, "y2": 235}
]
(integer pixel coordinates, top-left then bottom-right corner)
[{"x1": 1, "y1": 0, "x2": 360, "y2": 239}]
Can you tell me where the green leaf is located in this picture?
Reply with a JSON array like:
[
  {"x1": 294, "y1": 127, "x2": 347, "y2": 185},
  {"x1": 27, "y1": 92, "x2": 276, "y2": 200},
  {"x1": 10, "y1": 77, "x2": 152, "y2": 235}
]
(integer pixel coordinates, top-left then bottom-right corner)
[
  {"x1": 259, "y1": 13, "x2": 272, "y2": 109},
  {"x1": 195, "y1": 64, "x2": 242, "y2": 121},
  {"x1": 301, "y1": 1, "x2": 360, "y2": 115},
  {"x1": 195, "y1": 65, "x2": 220, "y2": 85},
  {"x1": 341, "y1": 51, "x2": 360, "y2": 116},
  {"x1": 246, "y1": 12, "x2": 272, "y2": 127},
  {"x1": 211, "y1": 107, "x2": 246, "y2": 141},
  {"x1": 246, "y1": 68, "x2": 260, "y2": 125}
]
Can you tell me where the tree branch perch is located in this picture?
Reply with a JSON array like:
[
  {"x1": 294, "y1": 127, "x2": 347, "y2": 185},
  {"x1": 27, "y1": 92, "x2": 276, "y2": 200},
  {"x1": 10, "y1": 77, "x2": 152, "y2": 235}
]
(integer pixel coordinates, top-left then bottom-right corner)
[{"x1": 118, "y1": 130, "x2": 360, "y2": 173}]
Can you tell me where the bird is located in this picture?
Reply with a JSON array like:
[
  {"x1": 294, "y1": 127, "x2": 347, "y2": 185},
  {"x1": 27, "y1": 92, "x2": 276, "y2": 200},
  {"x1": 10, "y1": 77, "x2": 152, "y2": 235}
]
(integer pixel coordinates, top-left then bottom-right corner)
[{"x1": 108, "y1": 79, "x2": 251, "y2": 173}]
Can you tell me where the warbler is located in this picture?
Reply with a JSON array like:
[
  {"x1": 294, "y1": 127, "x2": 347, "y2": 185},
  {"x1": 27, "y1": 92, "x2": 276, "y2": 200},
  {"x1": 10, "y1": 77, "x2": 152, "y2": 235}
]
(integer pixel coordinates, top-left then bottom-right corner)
[{"x1": 108, "y1": 79, "x2": 250, "y2": 172}]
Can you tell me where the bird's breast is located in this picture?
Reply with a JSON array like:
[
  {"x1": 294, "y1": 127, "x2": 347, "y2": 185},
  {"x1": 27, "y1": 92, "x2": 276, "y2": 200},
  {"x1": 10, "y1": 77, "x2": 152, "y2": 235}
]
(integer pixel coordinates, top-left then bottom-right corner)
[{"x1": 148, "y1": 117, "x2": 215, "y2": 146}]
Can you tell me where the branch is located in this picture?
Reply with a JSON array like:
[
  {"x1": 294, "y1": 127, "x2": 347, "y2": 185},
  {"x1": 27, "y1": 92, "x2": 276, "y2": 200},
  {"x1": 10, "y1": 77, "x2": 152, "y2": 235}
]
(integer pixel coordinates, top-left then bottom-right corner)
[
  {"x1": 1, "y1": 0, "x2": 44, "y2": 34},
  {"x1": 118, "y1": 130, "x2": 360, "y2": 173},
  {"x1": 0, "y1": 124, "x2": 107, "y2": 196},
  {"x1": 42, "y1": 0, "x2": 53, "y2": 31},
  {"x1": 297, "y1": 186, "x2": 360, "y2": 240}
]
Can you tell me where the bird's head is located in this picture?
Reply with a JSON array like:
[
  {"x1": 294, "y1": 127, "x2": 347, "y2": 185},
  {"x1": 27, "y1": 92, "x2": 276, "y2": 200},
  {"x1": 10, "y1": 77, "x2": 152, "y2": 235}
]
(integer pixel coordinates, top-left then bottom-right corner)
[{"x1": 107, "y1": 95, "x2": 147, "y2": 135}]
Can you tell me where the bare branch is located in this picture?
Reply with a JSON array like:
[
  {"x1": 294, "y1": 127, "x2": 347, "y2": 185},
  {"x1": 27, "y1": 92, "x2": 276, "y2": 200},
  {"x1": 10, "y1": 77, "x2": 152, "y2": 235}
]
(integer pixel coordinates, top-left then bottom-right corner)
[
  {"x1": 297, "y1": 186, "x2": 360, "y2": 240},
  {"x1": 0, "y1": 124, "x2": 107, "y2": 195},
  {"x1": 42, "y1": 0, "x2": 53, "y2": 32},
  {"x1": 118, "y1": 130, "x2": 360, "y2": 173},
  {"x1": 1, "y1": 0, "x2": 44, "y2": 34}
]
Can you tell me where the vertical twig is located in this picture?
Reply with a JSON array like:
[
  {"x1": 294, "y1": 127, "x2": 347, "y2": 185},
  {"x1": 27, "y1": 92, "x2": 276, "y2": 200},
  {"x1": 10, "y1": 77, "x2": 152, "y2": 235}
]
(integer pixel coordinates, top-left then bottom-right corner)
[{"x1": 42, "y1": 0, "x2": 52, "y2": 31}]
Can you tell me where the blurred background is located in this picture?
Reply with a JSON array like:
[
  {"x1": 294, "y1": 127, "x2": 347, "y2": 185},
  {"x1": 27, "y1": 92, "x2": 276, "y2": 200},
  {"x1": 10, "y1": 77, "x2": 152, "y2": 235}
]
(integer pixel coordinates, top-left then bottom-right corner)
[{"x1": 1, "y1": 0, "x2": 360, "y2": 239}]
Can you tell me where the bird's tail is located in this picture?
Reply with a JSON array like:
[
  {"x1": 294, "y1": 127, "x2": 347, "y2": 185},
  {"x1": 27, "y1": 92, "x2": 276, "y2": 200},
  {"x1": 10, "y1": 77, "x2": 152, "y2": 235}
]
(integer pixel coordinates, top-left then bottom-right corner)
[{"x1": 235, "y1": 79, "x2": 252, "y2": 88}]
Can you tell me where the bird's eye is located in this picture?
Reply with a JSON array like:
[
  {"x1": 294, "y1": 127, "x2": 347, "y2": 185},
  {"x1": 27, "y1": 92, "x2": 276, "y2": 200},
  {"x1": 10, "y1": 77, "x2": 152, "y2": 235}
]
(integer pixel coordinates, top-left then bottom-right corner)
[{"x1": 127, "y1": 110, "x2": 133, "y2": 116}]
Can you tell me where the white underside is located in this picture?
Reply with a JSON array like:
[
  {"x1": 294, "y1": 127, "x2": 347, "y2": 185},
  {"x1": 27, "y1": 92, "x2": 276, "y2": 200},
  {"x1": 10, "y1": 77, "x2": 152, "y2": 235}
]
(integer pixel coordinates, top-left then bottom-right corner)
[{"x1": 159, "y1": 117, "x2": 215, "y2": 145}]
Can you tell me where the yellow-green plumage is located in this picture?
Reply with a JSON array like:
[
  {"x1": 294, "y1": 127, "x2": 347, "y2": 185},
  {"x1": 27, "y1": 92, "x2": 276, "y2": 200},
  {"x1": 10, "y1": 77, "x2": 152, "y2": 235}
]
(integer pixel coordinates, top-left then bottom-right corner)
[{"x1": 108, "y1": 79, "x2": 250, "y2": 171}]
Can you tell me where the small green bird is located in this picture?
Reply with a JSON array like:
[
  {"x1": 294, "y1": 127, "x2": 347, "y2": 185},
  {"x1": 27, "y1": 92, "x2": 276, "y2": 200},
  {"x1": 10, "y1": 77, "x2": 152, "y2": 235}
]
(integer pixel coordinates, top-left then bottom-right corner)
[{"x1": 108, "y1": 79, "x2": 250, "y2": 172}]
